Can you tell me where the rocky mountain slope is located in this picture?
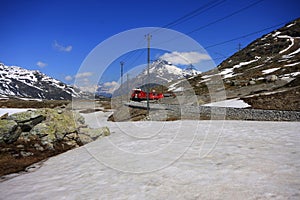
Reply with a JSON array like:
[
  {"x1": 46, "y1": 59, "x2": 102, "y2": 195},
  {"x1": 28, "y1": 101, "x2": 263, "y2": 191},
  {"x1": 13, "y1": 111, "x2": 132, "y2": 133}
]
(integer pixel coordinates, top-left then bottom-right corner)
[
  {"x1": 169, "y1": 18, "x2": 300, "y2": 111},
  {"x1": 0, "y1": 63, "x2": 82, "y2": 100}
]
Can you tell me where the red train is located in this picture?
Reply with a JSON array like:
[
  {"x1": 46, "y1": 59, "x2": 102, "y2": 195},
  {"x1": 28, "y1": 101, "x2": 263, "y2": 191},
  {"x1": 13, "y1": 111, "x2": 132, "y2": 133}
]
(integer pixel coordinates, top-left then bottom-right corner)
[{"x1": 130, "y1": 88, "x2": 164, "y2": 101}]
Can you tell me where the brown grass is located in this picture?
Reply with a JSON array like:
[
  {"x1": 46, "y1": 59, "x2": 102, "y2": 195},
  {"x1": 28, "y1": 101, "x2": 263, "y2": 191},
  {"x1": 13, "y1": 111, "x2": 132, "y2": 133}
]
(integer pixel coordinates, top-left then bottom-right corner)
[
  {"x1": 0, "y1": 98, "x2": 70, "y2": 109},
  {"x1": 0, "y1": 139, "x2": 75, "y2": 177}
]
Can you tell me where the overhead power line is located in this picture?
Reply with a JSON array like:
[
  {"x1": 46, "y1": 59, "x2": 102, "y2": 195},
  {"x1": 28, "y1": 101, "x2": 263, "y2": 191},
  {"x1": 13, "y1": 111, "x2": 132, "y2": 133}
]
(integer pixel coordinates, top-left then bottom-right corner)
[
  {"x1": 204, "y1": 21, "x2": 287, "y2": 49},
  {"x1": 153, "y1": 0, "x2": 265, "y2": 46},
  {"x1": 187, "y1": 0, "x2": 265, "y2": 35},
  {"x1": 162, "y1": 0, "x2": 226, "y2": 29}
]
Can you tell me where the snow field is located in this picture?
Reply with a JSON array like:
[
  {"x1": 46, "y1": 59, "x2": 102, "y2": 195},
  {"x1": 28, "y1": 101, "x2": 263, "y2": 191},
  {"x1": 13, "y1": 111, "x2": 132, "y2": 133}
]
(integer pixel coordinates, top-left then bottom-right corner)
[{"x1": 1, "y1": 111, "x2": 299, "y2": 200}]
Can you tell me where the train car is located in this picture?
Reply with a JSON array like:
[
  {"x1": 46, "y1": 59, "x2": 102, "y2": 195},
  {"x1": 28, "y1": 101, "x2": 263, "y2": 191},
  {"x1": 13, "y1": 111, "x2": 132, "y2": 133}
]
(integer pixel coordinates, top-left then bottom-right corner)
[{"x1": 130, "y1": 88, "x2": 164, "y2": 101}]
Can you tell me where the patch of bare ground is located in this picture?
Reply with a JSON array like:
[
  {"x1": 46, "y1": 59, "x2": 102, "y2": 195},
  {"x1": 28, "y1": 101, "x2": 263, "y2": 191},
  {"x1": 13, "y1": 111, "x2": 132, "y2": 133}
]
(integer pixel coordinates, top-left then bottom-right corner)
[
  {"x1": 242, "y1": 86, "x2": 300, "y2": 111},
  {"x1": 0, "y1": 138, "x2": 75, "y2": 177},
  {"x1": 0, "y1": 98, "x2": 70, "y2": 109}
]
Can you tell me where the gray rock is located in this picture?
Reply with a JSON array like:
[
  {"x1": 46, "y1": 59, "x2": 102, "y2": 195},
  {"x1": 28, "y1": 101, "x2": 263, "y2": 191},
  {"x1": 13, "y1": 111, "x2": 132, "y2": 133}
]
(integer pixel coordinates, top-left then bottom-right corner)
[
  {"x1": 101, "y1": 127, "x2": 110, "y2": 136},
  {"x1": 78, "y1": 134, "x2": 93, "y2": 144},
  {"x1": 249, "y1": 80, "x2": 256, "y2": 85},
  {"x1": 0, "y1": 113, "x2": 8, "y2": 119},
  {"x1": 74, "y1": 112, "x2": 85, "y2": 125},
  {"x1": 0, "y1": 120, "x2": 22, "y2": 144},
  {"x1": 34, "y1": 143, "x2": 44, "y2": 151},
  {"x1": 265, "y1": 75, "x2": 278, "y2": 82},
  {"x1": 79, "y1": 126, "x2": 110, "y2": 140},
  {"x1": 7, "y1": 110, "x2": 42, "y2": 122},
  {"x1": 17, "y1": 144, "x2": 24, "y2": 149},
  {"x1": 7, "y1": 110, "x2": 45, "y2": 131},
  {"x1": 20, "y1": 151, "x2": 34, "y2": 157},
  {"x1": 30, "y1": 123, "x2": 53, "y2": 138}
]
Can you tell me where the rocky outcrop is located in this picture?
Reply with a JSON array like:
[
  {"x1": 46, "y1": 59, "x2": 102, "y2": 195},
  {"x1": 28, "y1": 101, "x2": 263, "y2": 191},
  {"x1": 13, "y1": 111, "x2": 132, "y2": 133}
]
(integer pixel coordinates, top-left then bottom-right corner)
[
  {"x1": 0, "y1": 108, "x2": 110, "y2": 150},
  {"x1": 78, "y1": 127, "x2": 110, "y2": 144},
  {"x1": 0, "y1": 120, "x2": 22, "y2": 144}
]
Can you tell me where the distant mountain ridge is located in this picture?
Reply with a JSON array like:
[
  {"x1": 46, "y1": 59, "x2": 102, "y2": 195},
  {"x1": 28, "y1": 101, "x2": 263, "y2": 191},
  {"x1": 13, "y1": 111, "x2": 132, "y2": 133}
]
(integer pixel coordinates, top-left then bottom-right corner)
[{"x1": 0, "y1": 63, "x2": 82, "y2": 100}]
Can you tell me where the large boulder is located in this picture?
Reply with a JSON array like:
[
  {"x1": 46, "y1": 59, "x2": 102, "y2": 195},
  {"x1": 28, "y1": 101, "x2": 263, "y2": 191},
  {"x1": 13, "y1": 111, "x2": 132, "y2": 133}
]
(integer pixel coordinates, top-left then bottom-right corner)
[
  {"x1": 1, "y1": 108, "x2": 110, "y2": 149},
  {"x1": 0, "y1": 120, "x2": 22, "y2": 144},
  {"x1": 78, "y1": 134, "x2": 94, "y2": 144},
  {"x1": 78, "y1": 126, "x2": 111, "y2": 144},
  {"x1": 7, "y1": 110, "x2": 42, "y2": 122},
  {"x1": 7, "y1": 110, "x2": 45, "y2": 131},
  {"x1": 28, "y1": 109, "x2": 81, "y2": 148},
  {"x1": 79, "y1": 126, "x2": 110, "y2": 140}
]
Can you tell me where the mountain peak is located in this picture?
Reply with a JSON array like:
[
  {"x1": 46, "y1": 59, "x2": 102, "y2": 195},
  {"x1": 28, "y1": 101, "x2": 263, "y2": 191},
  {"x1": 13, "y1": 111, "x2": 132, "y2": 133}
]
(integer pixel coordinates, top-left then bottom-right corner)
[{"x1": 0, "y1": 63, "x2": 82, "y2": 100}]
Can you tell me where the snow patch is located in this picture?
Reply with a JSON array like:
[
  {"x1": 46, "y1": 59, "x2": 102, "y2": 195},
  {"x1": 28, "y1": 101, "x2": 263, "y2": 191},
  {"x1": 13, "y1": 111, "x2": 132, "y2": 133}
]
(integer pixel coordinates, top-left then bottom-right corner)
[
  {"x1": 173, "y1": 87, "x2": 184, "y2": 92},
  {"x1": 286, "y1": 22, "x2": 296, "y2": 28},
  {"x1": 262, "y1": 68, "x2": 280, "y2": 75},
  {"x1": 219, "y1": 58, "x2": 259, "y2": 78},
  {"x1": 202, "y1": 98, "x2": 251, "y2": 108},
  {"x1": 284, "y1": 62, "x2": 300, "y2": 67},
  {"x1": 168, "y1": 80, "x2": 184, "y2": 91},
  {"x1": 0, "y1": 108, "x2": 35, "y2": 116},
  {"x1": 288, "y1": 47, "x2": 300, "y2": 56},
  {"x1": 281, "y1": 72, "x2": 300, "y2": 77},
  {"x1": 272, "y1": 31, "x2": 281, "y2": 37},
  {"x1": 278, "y1": 35, "x2": 294, "y2": 54}
]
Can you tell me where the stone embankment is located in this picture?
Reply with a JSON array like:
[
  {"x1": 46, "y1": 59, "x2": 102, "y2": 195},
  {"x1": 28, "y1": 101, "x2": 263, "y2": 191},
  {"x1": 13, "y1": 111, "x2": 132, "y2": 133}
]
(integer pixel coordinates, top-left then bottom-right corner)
[{"x1": 126, "y1": 101, "x2": 300, "y2": 121}]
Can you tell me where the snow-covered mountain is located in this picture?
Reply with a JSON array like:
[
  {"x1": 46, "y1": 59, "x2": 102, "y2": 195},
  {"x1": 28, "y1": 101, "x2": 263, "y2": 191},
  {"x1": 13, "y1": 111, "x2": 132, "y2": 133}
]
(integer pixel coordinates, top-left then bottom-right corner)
[
  {"x1": 0, "y1": 63, "x2": 82, "y2": 100},
  {"x1": 140, "y1": 59, "x2": 201, "y2": 83},
  {"x1": 106, "y1": 59, "x2": 201, "y2": 97},
  {"x1": 125, "y1": 59, "x2": 201, "y2": 90}
]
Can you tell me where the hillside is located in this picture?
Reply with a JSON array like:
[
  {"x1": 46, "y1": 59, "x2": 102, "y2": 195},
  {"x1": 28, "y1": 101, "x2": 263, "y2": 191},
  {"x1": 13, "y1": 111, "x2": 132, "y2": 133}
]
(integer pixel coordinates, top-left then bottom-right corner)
[
  {"x1": 170, "y1": 18, "x2": 300, "y2": 111},
  {"x1": 0, "y1": 63, "x2": 82, "y2": 100}
]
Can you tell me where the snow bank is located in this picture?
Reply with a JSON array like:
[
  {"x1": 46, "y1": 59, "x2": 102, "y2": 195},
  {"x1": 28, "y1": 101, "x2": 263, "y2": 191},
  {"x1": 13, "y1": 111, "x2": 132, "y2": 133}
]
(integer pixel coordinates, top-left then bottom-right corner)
[
  {"x1": 0, "y1": 108, "x2": 34, "y2": 116},
  {"x1": 202, "y1": 98, "x2": 251, "y2": 108}
]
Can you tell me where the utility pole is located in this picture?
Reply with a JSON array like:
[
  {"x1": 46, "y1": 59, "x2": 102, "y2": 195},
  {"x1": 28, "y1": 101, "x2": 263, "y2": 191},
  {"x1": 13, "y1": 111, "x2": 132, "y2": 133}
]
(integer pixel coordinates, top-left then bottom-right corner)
[
  {"x1": 120, "y1": 61, "x2": 124, "y2": 101},
  {"x1": 145, "y1": 34, "x2": 152, "y2": 115},
  {"x1": 127, "y1": 73, "x2": 130, "y2": 101}
]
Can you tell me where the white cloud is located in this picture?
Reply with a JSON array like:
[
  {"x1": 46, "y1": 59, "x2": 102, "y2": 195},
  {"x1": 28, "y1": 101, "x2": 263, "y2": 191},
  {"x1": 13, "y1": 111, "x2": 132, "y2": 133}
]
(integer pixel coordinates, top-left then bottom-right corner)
[
  {"x1": 159, "y1": 51, "x2": 211, "y2": 65},
  {"x1": 65, "y1": 72, "x2": 93, "y2": 82},
  {"x1": 103, "y1": 81, "x2": 119, "y2": 94},
  {"x1": 36, "y1": 61, "x2": 47, "y2": 68},
  {"x1": 75, "y1": 72, "x2": 93, "y2": 79},
  {"x1": 64, "y1": 75, "x2": 73, "y2": 81},
  {"x1": 53, "y1": 40, "x2": 72, "y2": 52},
  {"x1": 77, "y1": 85, "x2": 99, "y2": 93},
  {"x1": 103, "y1": 81, "x2": 118, "y2": 87}
]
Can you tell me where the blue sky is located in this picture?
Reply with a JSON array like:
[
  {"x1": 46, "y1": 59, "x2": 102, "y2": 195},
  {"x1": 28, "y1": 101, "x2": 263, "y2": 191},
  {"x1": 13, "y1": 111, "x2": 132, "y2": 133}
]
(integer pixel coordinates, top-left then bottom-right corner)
[{"x1": 0, "y1": 0, "x2": 299, "y2": 89}]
